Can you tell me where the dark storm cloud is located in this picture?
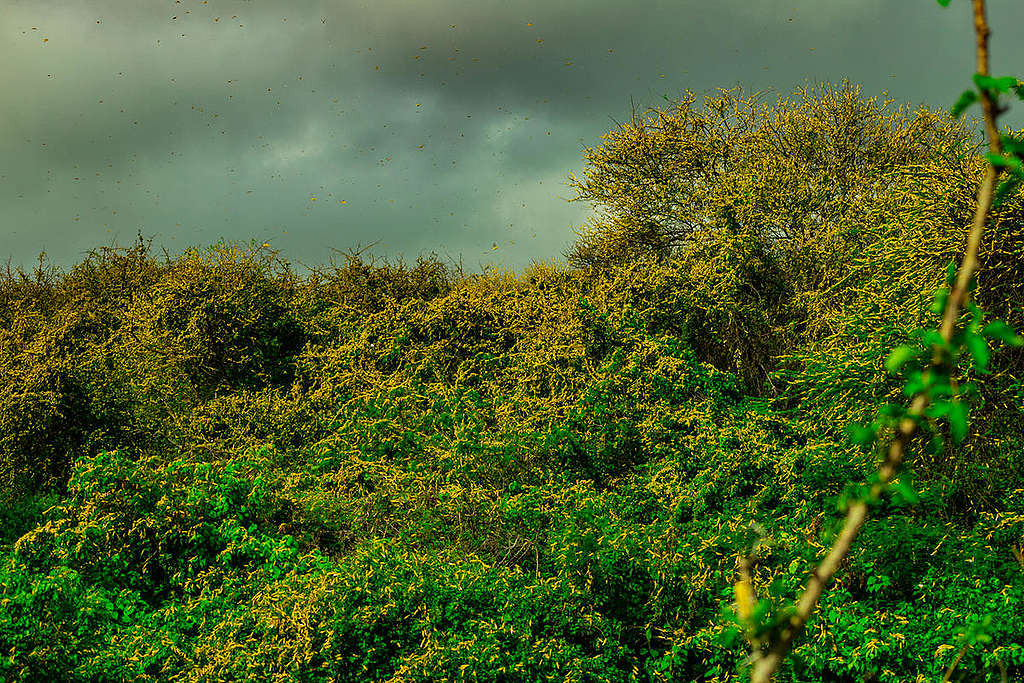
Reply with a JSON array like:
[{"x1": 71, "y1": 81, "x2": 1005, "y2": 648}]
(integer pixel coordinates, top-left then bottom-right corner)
[{"x1": 2, "y1": 0, "x2": 1022, "y2": 276}]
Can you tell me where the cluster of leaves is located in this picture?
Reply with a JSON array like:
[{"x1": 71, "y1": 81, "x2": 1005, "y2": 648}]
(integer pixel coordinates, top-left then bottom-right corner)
[{"x1": 0, "y1": 78, "x2": 1022, "y2": 681}]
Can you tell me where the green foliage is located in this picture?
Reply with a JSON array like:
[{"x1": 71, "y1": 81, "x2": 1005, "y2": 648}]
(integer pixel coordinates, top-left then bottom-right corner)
[
  {"x1": 123, "y1": 242, "x2": 305, "y2": 400},
  {"x1": 728, "y1": 4, "x2": 1024, "y2": 680},
  {"x1": 1, "y1": 73, "x2": 1023, "y2": 680},
  {"x1": 565, "y1": 80, "x2": 979, "y2": 289}
]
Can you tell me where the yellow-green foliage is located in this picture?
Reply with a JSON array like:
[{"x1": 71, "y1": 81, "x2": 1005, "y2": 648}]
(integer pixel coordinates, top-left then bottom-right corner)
[
  {"x1": 1, "y1": 86, "x2": 1023, "y2": 682},
  {"x1": 0, "y1": 238, "x2": 158, "y2": 504},
  {"x1": 775, "y1": 122, "x2": 1024, "y2": 502},
  {"x1": 0, "y1": 301, "x2": 91, "y2": 501},
  {"x1": 120, "y1": 242, "x2": 304, "y2": 401},
  {"x1": 564, "y1": 80, "x2": 999, "y2": 396},
  {"x1": 566, "y1": 80, "x2": 978, "y2": 280},
  {"x1": 296, "y1": 247, "x2": 453, "y2": 320}
]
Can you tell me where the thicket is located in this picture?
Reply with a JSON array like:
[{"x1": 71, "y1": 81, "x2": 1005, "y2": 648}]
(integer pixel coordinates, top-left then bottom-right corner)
[{"x1": 1, "y1": 18, "x2": 1023, "y2": 683}]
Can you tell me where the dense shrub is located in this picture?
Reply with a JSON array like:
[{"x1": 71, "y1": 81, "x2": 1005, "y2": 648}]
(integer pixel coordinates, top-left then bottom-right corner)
[
  {"x1": 121, "y1": 241, "x2": 305, "y2": 401},
  {"x1": 1, "y1": 83, "x2": 1023, "y2": 681}
]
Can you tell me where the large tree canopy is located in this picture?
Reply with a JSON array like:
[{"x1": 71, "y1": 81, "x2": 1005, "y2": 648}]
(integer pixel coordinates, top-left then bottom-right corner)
[
  {"x1": 564, "y1": 80, "x2": 983, "y2": 285},
  {"x1": 562, "y1": 80, "x2": 1024, "y2": 398}
]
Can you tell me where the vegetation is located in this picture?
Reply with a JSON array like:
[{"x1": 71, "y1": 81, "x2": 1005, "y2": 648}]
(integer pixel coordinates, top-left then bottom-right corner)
[
  {"x1": 1, "y1": 8, "x2": 1023, "y2": 680},
  {"x1": 737, "y1": 1, "x2": 1024, "y2": 679}
]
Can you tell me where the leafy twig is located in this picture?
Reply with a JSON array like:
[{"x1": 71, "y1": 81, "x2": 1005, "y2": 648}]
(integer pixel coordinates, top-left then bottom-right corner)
[{"x1": 746, "y1": 1, "x2": 1019, "y2": 680}]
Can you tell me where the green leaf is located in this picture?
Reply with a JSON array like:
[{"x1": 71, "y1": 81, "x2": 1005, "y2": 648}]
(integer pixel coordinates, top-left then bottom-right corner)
[
  {"x1": 985, "y1": 152, "x2": 1024, "y2": 172},
  {"x1": 949, "y1": 400, "x2": 969, "y2": 443},
  {"x1": 931, "y1": 287, "x2": 949, "y2": 315},
  {"x1": 924, "y1": 329, "x2": 947, "y2": 350},
  {"x1": 973, "y1": 73, "x2": 994, "y2": 90},
  {"x1": 992, "y1": 76, "x2": 1019, "y2": 93},
  {"x1": 967, "y1": 298, "x2": 982, "y2": 327},
  {"x1": 846, "y1": 423, "x2": 877, "y2": 446},
  {"x1": 904, "y1": 371, "x2": 926, "y2": 397},
  {"x1": 993, "y1": 175, "x2": 1023, "y2": 208},
  {"x1": 890, "y1": 478, "x2": 920, "y2": 505},
  {"x1": 982, "y1": 320, "x2": 1024, "y2": 346},
  {"x1": 936, "y1": 0, "x2": 952, "y2": 6},
  {"x1": 945, "y1": 260, "x2": 957, "y2": 287},
  {"x1": 928, "y1": 379, "x2": 954, "y2": 400},
  {"x1": 950, "y1": 89, "x2": 977, "y2": 118},
  {"x1": 885, "y1": 345, "x2": 916, "y2": 374},
  {"x1": 878, "y1": 403, "x2": 905, "y2": 419},
  {"x1": 719, "y1": 626, "x2": 739, "y2": 647},
  {"x1": 964, "y1": 333, "x2": 990, "y2": 372},
  {"x1": 1000, "y1": 133, "x2": 1024, "y2": 155},
  {"x1": 973, "y1": 74, "x2": 1019, "y2": 94}
]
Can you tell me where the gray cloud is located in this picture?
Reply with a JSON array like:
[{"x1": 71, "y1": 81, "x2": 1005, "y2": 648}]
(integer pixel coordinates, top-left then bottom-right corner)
[{"x1": 3, "y1": 0, "x2": 1022, "y2": 276}]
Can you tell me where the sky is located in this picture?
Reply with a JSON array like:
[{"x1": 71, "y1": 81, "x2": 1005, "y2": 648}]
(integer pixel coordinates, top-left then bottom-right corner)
[{"x1": 4, "y1": 0, "x2": 1024, "y2": 278}]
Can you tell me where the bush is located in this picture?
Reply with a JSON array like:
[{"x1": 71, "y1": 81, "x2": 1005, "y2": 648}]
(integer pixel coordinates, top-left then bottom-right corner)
[{"x1": 121, "y1": 241, "x2": 305, "y2": 401}]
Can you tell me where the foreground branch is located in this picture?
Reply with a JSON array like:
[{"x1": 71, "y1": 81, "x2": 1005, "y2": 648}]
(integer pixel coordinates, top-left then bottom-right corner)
[{"x1": 748, "y1": 1, "x2": 1005, "y2": 680}]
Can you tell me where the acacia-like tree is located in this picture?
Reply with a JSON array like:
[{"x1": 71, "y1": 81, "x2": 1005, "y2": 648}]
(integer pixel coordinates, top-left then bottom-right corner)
[{"x1": 565, "y1": 79, "x2": 983, "y2": 294}]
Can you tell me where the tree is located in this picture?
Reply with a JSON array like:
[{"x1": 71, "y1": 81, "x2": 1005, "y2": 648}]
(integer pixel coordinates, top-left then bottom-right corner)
[{"x1": 565, "y1": 79, "x2": 982, "y2": 295}]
